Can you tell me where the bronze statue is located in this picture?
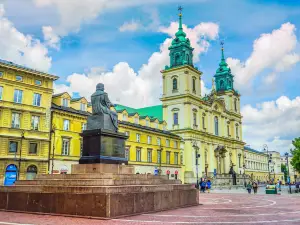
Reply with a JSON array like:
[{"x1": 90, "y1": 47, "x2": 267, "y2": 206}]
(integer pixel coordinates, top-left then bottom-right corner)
[{"x1": 91, "y1": 83, "x2": 118, "y2": 130}]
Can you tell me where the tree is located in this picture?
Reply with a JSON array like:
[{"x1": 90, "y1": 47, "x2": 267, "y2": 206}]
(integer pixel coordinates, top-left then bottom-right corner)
[
  {"x1": 290, "y1": 137, "x2": 300, "y2": 173},
  {"x1": 281, "y1": 164, "x2": 288, "y2": 182}
]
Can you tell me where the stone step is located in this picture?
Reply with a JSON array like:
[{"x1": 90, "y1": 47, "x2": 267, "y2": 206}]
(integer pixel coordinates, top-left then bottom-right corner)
[
  {"x1": 0, "y1": 183, "x2": 193, "y2": 194},
  {"x1": 16, "y1": 179, "x2": 181, "y2": 186},
  {"x1": 35, "y1": 173, "x2": 170, "y2": 180}
]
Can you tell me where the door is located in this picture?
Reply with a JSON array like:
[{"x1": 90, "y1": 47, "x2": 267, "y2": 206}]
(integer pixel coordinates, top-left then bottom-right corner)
[
  {"x1": 26, "y1": 165, "x2": 37, "y2": 180},
  {"x1": 4, "y1": 164, "x2": 18, "y2": 186}
]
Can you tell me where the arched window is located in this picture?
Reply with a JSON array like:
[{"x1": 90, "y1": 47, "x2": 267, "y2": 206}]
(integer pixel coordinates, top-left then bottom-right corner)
[
  {"x1": 236, "y1": 124, "x2": 239, "y2": 139},
  {"x1": 234, "y1": 99, "x2": 237, "y2": 112},
  {"x1": 175, "y1": 54, "x2": 180, "y2": 66},
  {"x1": 192, "y1": 78, "x2": 196, "y2": 92},
  {"x1": 193, "y1": 112, "x2": 197, "y2": 126},
  {"x1": 173, "y1": 112, "x2": 178, "y2": 125},
  {"x1": 227, "y1": 78, "x2": 231, "y2": 88},
  {"x1": 202, "y1": 114, "x2": 206, "y2": 130},
  {"x1": 227, "y1": 124, "x2": 230, "y2": 136},
  {"x1": 214, "y1": 116, "x2": 219, "y2": 136},
  {"x1": 186, "y1": 54, "x2": 190, "y2": 63},
  {"x1": 173, "y1": 78, "x2": 178, "y2": 91},
  {"x1": 26, "y1": 165, "x2": 37, "y2": 180},
  {"x1": 220, "y1": 80, "x2": 224, "y2": 90}
]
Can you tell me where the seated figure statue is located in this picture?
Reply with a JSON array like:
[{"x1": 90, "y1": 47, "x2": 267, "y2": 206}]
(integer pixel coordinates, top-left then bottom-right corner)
[{"x1": 89, "y1": 83, "x2": 118, "y2": 131}]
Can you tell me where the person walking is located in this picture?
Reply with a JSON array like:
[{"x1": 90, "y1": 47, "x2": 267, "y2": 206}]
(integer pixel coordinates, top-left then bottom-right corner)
[
  {"x1": 253, "y1": 181, "x2": 258, "y2": 194},
  {"x1": 246, "y1": 182, "x2": 252, "y2": 194},
  {"x1": 206, "y1": 180, "x2": 211, "y2": 193},
  {"x1": 201, "y1": 179, "x2": 206, "y2": 193}
]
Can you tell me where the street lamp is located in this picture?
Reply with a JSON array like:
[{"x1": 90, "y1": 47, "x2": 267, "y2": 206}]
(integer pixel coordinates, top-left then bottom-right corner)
[
  {"x1": 18, "y1": 130, "x2": 25, "y2": 180},
  {"x1": 263, "y1": 144, "x2": 271, "y2": 181},
  {"x1": 243, "y1": 163, "x2": 246, "y2": 187},
  {"x1": 192, "y1": 141, "x2": 200, "y2": 188},
  {"x1": 285, "y1": 152, "x2": 292, "y2": 194}
]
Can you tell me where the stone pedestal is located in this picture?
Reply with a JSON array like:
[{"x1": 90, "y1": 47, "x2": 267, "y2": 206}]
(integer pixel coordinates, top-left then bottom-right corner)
[
  {"x1": 79, "y1": 129, "x2": 128, "y2": 165},
  {"x1": 0, "y1": 164, "x2": 199, "y2": 218}
]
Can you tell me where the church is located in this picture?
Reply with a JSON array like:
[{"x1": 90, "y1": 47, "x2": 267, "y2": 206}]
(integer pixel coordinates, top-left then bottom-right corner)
[{"x1": 115, "y1": 10, "x2": 245, "y2": 184}]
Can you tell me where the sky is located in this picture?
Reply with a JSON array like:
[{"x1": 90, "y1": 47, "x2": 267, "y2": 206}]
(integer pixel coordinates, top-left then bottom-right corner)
[{"x1": 0, "y1": 0, "x2": 300, "y2": 154}]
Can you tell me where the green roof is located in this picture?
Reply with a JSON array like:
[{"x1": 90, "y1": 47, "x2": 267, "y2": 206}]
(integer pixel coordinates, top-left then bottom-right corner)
[{"x1": 114, "y1": 104, "x2": 163, "y2": 121}]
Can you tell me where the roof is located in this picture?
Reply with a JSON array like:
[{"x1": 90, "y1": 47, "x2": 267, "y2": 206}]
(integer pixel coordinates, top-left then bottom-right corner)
[
  {"x1": 53, "y1": 92, "x2": 69, "y2": 98},
  {"x1": 244, "y1": 146, "x2": 266, "y2": 155},
  {"x1": 51, "y1": 103, "x2": 91, "y2": 116},
  {"x1": 71, "y1": 97, "x2": 87, "y2": 102},
  {"x1": 0, "y1": 59, "x2": 59, "y2": 80},
  {"x1": 114, "y1": 104, "x2": 163, "y2": 121},
  {"x1": 119, "y1": 121, "x2": 181, "y2": 139}
]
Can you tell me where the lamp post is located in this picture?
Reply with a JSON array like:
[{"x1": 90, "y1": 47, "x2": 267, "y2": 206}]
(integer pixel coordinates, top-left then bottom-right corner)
[
  {"x1": 263, "y1": 144, "x2": 271, "y2": 181},
  {"x1": 192, "y1": 141, "x2": 200, "y2": 188},
  {"x1": 285, "y1": 152, "x2": 291, "y2": 194},
  {"x1": 18, "y1": 130, "x2": 25, "y2": 180}
]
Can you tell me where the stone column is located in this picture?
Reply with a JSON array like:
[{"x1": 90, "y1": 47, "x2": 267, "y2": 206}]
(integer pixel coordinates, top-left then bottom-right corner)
[{"x1": 222, "y1": 155, "x2": 226, "y2": 174}]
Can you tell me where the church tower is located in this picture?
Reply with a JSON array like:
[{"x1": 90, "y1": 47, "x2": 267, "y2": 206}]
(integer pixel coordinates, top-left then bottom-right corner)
[{"x1": 214, "y1": 42, "x2": 241, "y2": 115}]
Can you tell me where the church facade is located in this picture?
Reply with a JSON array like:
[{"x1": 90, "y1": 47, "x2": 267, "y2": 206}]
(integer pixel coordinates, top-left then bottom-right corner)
[{"x1": 160, "y1": 11, "x2": 245, "y2": 183}]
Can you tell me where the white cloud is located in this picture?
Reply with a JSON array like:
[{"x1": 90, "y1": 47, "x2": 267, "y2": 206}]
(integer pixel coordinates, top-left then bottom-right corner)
[
  {"x1": 242, "y1": 96, "x2": 300, "y2": 153},
  {"x1": 42, "y1": 26, "x2": 60, "y2": 49},
  {"x1": 227, "y1": 22, "x2": 300, "y2": 93},
  {"x1": 119, "y1": 20, "x2": 141, "y2": 32},
  {"x1": 0, "y1": 4, "x2": 51, "y2": 71},
  {"x1": 54, "y1": 21, "x2": 219, "y2": 107}
]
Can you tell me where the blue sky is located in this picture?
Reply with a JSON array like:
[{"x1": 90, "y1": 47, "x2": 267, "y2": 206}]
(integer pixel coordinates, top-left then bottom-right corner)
[{"x1": 1, "y1": 0, "x2": 300, "y2": 153}]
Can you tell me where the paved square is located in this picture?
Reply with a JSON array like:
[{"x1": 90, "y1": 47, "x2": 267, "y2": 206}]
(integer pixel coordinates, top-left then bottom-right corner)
[{"x1": 0, "y1": 193, "x2": 300, "y2": 225}]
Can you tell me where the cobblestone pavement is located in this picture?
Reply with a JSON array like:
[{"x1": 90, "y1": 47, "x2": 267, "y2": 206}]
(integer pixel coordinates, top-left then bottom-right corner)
[{"x1": 1, "y1": 193, "x2": 300, "y2": 225}]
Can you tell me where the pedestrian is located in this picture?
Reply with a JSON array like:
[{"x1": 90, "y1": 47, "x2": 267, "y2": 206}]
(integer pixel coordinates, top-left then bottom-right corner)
[
  {"x1": 206, "y1": 179, "x2": 211, "y2": 193},
  {"x1": 246, "y1": 182, "x2": 252, "y2": 194},
  {"x1": 201, "y1": 179, "x2": 206, "y2": 193},
  {"x1": 252, "y1": 181, "x2": 258, "y2": 194},
  {"x1": 199, "y1": 178, "x2": 203, "y2": 190}
]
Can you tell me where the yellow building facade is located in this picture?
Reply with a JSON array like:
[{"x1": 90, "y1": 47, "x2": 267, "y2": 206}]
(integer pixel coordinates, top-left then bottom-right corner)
[
  {"x1": 48, "y1": 94, "x2": 182, "y2": 180},
  {"x1": 0, "y1": 59, "x2": 58, "y2": 185}
]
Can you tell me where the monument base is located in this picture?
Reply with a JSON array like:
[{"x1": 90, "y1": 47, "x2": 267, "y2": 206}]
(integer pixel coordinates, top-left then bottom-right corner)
[
  {"x1": 79, "y1": 129, "x2": 128, "y2": 165},
  {"x1": 0, "y1": 164, "x2": 199, "y2": 218}
]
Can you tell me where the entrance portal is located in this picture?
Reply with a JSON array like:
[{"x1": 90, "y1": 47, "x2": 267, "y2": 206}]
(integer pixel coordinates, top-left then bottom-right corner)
[
  {"x1": 26, "y1": 165, "x2": 37, "y2": 180},
  {"x1": 4, "y1": 164, "x2": 17, "y2": 186}
]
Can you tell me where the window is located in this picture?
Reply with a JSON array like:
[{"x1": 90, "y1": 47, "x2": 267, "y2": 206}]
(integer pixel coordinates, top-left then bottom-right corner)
[
  {"x1": 80, "y1": 103, "x2": 86, "y2": 111},
  {"x1": 202, "y1": 116, "x2": 205, "y2": 129},
  {"x1": 134, "y1": 117, "x2": 139, "y2": 124},
  {"x1": 62, "y1": 98, "x2": 68, "y2": 107},
  {"x1": 155, "y1": 122, "x2": 158, "y2": 129},
  {"x1": 147, "y1": 149, "x2": 152, "y2": 163},
  {"x1": 62, "y1": 139, "x2": 70, "y2": 155},
  {"x1": 82, "y1": 123, "x2": 87, "y2": 131},
  {"x1": 236, "y1": 124, "x2": 239, "y2": 139},
  {"x1": 186, "y1": 54, "x2": 190, "y2": 63},
  {"x1": 63, "y1": 119, "x2": 70, "y2": 131},
  {"x1": 157, "y1": 150, "x2": 161, "y2": 164},
  {"x1": 9, "y1": 141, "x2": 18, "y2": 153},
  {"x1": 136, "y1": 134, "x2": 141, "y2": 143},
  {"x1": 173, "y1": 78, "x2": 178, "y2": 91},
  {"x1": 234, "y1": 99, "x2": 237, "y2": 112},
  {"x1": 31, "y1": 116, "x2": 39, "y2": 130},
  {"x1": 166, "y1": 139, "x2": 170, "y2": 147},
  {"x1": 175, "y1": 54, "x2": 180, "y2": 65},
  {"x1": 125, "y1": 147, "x2": 130, "y2": 160},
  {"x1": 16, "y1": 75, "x2": 23, "y2": 81},
  {"x1": 12, "y1": 112, "x2": 21, "y2": 128},
  {"x1": 33, "y1": 93, "x2": 41, "y2": 106},
  {"x1": 146, "y1": 120, "x2": 149, "y2": 126},
  {"x1": 35, "y1": 80, "x2": 42, "y2": 85},
  {"x1": 136, "y1": 148, "x2": 141, "y2": 162},
  {"x1": 123, "y1": 114, "x2": 127, "y2": 121},
  {"x1": 125, "y1": 131, "x2": 129, "y2": 137},
  {"x1": 214, "y1": 116, "x2": 219, "y2": 136},
  {"x1": 163, "y1": 125, "x2": 167, "y2": 130},
  {"x1": 193, "y1": 112, "x2": 197, "y2": 126},
  {"x1": 0, "y1": 71, "x2": 3, "y2": 77},
  {"x1": 166, "y1": 151, "x2": 170, "y2": 164},
  {"x1": 157, "y1": 138, "x2": 161, "y2": 146},
  {"x1": 174, "y1": 152, "x2": 179, "y2": 165},
  {"x1": 147, "y1": 136, "x2": 152, "y2": 144},
  {"x1": 192, "y1": 78, "x2": 196, "y2": 92},
  {"x1": 220, "y1": 80, "x2": 224, "y2": 90},
  {"x1": 14, "y1": 89, "x2": 23, "y2": 103},
  {"x1": 174, "y1": 141, "x2": 178, "y2": 148},
  {"x1": 0, "y1": 86, "x2": 3, "y2": 100},
  {"x1": 173, "y1": 112, "x2": 178, "y2": 125},
  {"x1": 29, "y1": 143, "x2": 38, "y2": 154}
]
